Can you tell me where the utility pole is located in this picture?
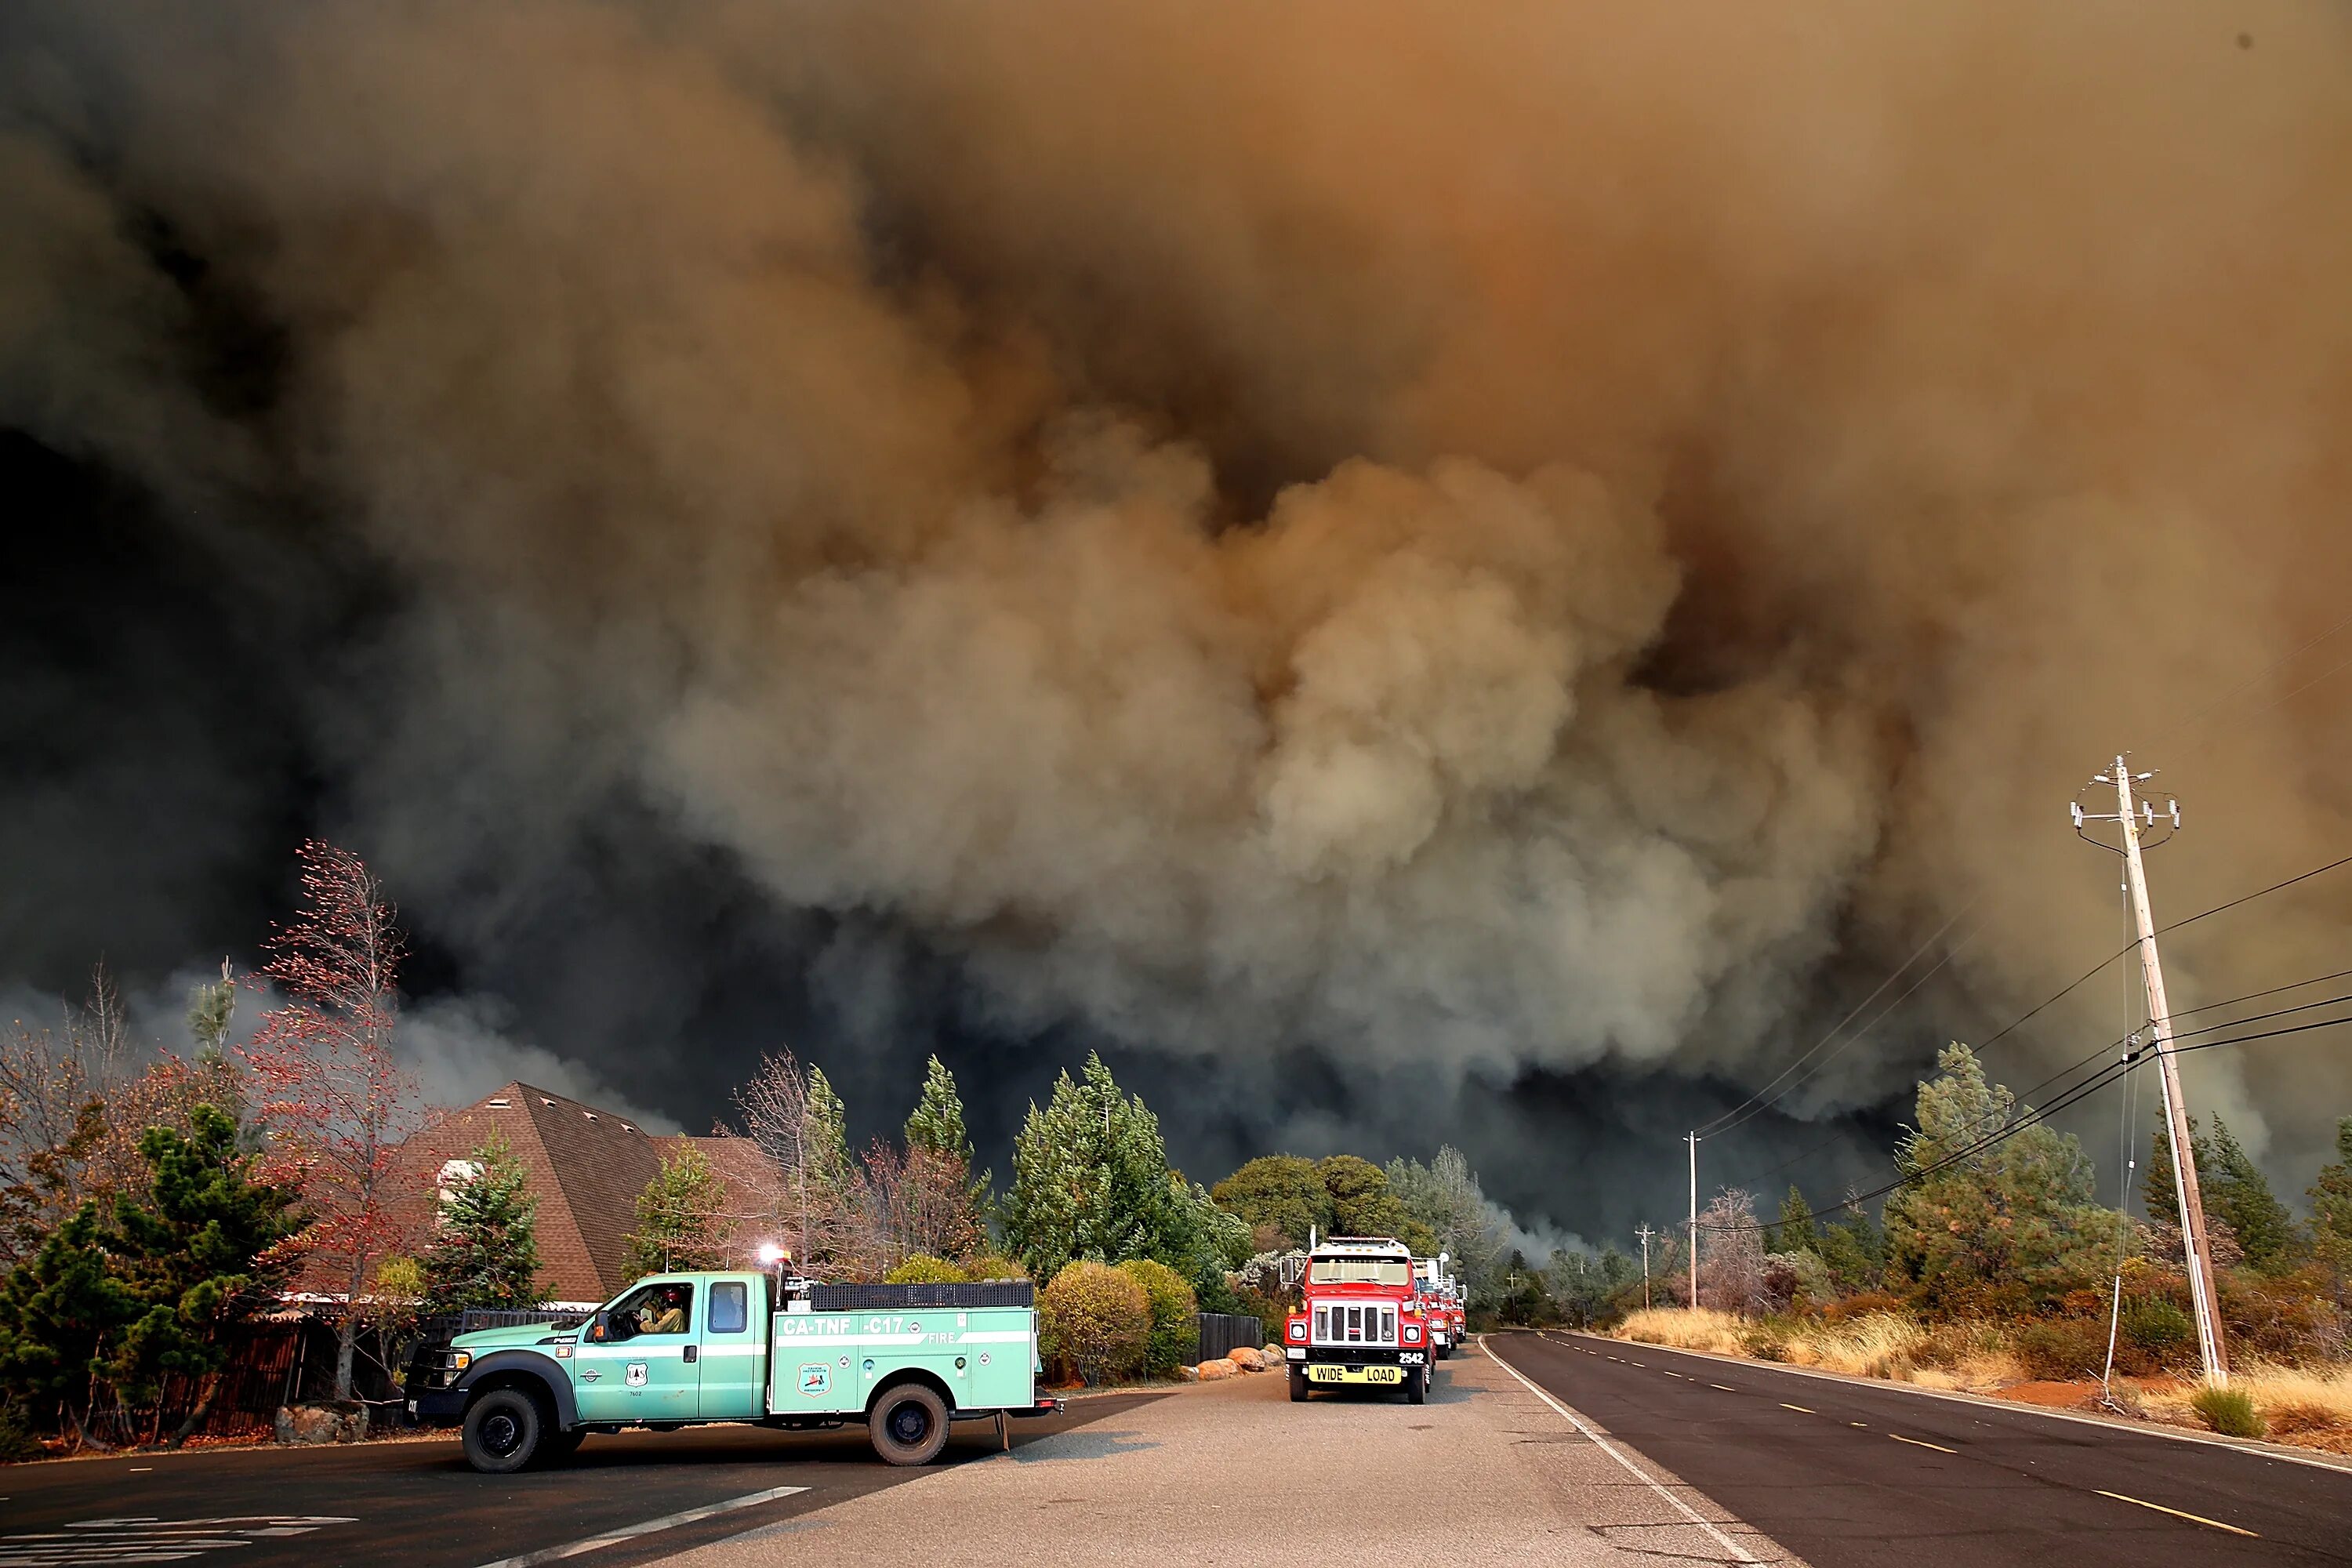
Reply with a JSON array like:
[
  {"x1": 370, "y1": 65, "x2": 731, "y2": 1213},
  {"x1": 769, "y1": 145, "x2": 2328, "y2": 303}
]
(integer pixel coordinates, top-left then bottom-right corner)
[
  {"x1": 1636, "y1": 1224, "x2": 1654, "y2": 1309},
  {"x1": 1687, "y1": 1132, "x2": 1700, "y2": 1311},
  {"x1": 2075, "y1": 756, "x2": 2229, "y2": 1385}
]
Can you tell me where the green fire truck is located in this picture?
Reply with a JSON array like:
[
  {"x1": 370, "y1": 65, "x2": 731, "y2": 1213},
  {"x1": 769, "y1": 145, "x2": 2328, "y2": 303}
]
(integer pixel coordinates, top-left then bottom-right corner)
[{"x1": 405, "y1": 1272, "x2": 1059, "y2": 1472}]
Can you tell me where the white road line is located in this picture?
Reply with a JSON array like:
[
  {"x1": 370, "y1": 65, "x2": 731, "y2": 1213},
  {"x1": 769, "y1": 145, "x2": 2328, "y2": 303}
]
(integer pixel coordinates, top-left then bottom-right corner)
[
  {"x1": 1711, "y1": 1384, "x2": 1737, "y2": 1392},
  {"x1": 1780, "y1": 1403, "x2": 1813, "y2": 1414},
  {"x1": 470, "y1": 1487, "x2": 808, "y2": 1568},
  {"x1": 1889, "y1": 1434, "x2": 1957, "y2": 1455},
  {"x1": 2094, "y1": 1490, "x2": 2259, "y2": 1537},
  {"x1": 1486, "y1": 1338, "x2": 1759, "y2": 1565}
]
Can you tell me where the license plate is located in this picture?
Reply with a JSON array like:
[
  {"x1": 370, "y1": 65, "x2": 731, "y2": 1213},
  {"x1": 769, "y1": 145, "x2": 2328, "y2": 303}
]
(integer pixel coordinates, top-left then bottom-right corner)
[{"x1": 1306, "y1": 1363, "x2": 1402, "y2": 1385}]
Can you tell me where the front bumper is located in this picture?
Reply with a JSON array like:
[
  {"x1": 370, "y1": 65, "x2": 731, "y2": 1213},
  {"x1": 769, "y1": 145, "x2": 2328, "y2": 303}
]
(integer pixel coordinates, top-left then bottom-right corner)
[
  {"x1": 405, "y1": 1385, "x2": 469, "y2": 1425},
  {"x1": 1293, "y1": 1345, "x2": 1426, "y2": 1369}
]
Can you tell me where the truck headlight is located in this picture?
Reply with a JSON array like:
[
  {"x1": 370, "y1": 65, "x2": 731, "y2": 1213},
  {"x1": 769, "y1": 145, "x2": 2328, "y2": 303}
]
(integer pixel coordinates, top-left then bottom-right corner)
[
  {"x1": 1405, "y1": 1326, "x2": 1421, "y2": 1343},
  {"x1": 446, "y1": 1351, "x2": 473, "y2": 1375},
  {"x1": 1288, "y1": 1322, "x2": 1306, "y2": 1341}
]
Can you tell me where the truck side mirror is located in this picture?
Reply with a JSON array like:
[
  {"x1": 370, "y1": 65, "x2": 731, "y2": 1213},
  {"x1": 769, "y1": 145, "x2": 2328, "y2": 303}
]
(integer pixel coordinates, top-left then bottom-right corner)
[{"x1": 586, "y1": 1313, "x2": 609, "y2": 1343}]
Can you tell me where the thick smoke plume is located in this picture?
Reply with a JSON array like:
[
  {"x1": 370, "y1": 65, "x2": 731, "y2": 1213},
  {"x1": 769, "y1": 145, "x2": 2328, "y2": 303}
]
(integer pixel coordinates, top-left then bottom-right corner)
[{"x1": 5, "y1": 1, "x2": 2351, "y2": 1230}]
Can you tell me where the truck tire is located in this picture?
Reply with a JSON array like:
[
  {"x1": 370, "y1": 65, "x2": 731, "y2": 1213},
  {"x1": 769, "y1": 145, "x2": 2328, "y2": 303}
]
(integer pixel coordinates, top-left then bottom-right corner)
[
  {"x1": 462, "y1": 1387, "x2": 546, "y2": 1474},
  {"x1": 869, "y1": 1384, "x2": 951, "y2": 1466},
  {"x1": 1405, "y1": 1367, "x2": 1427, "y2": 1405},
  {"x1": 1288, "y1": 1370, "x2": 1309, "y2": 1403}
]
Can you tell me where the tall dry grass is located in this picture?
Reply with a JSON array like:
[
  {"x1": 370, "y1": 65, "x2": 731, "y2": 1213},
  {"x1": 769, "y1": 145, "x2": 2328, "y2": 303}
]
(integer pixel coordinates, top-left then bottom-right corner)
[
  {"x1": 2142, "y1": 1365, "x2": 2352, "y2": 1450},
  {"x1": 1613, "y1": 1308, "x2": 2022, "y2": 1392}
]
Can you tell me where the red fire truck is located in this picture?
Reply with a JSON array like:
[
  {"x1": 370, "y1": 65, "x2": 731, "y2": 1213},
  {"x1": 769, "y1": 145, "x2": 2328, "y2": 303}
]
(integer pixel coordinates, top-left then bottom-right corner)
[
  {"x1": 1284, "y1": 1236, "x2": 1430, "y2": 1404},
  {"x1": 1414, "y1": 1254, "x2": 1459, "y2": 1359}
]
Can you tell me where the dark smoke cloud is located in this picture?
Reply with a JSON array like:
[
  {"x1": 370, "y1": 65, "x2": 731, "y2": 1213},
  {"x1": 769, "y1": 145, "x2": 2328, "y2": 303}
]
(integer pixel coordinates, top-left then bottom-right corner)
[{"x1": 5, "y1": 0, "x2": 2351, "y2": 1236}]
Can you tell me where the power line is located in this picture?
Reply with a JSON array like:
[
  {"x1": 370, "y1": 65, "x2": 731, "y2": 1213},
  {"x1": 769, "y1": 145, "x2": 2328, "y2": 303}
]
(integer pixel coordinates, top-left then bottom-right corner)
[
  {"x1": 1702, "y1": 1006, "x2": 2352, "y2": 1232},
  {"x1": 2167, "y1": 967, "x2": 2352, "y2": 1021},
  {"x1": 1694, "y1": 909, "x2": 1972, "y2": 1138}
]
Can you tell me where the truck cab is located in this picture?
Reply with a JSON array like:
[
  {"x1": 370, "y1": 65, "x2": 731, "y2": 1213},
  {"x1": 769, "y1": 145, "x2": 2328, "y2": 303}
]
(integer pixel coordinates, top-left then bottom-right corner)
[
  {"x1": 1283, "y1": 1236, "x2": 1429, "y2": 1404},
  {"x1": 405, "y1": 1270, "x2": 1058, "y2": 1472},
  {"x1": 1412, "y1": 1254, "x2": 1457, "y2": 1360}
]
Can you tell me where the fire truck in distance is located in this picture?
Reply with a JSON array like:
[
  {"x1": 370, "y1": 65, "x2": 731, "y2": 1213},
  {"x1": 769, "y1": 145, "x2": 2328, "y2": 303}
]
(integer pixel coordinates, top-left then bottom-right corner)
[
  {"x1": 1414, "y1": 1254, "x2": 1461, "y2": 1359},
  {"x1": 1284, "y1": 1236, "x2": 1430, "y2": 1404}
]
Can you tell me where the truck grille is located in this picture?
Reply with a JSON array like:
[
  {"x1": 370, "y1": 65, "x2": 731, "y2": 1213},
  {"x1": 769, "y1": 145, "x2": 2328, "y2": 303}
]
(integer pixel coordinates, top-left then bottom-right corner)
[{"x1": 1311, "y1": 1303, "x2": 1397, "y2": 1347}]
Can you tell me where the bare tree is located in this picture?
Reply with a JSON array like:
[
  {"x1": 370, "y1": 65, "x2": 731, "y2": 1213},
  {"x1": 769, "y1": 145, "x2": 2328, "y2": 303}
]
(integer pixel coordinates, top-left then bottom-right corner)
[
  {"x1": 240, "y1": 840, "x2": 435, "y2": 1403},
  {"x1": 732, "y1": 1050, "x2": 862, "y2": 1274},
  {"x1": 1696, "y1": 1188, "x2": 1767, "y2": 1314}
]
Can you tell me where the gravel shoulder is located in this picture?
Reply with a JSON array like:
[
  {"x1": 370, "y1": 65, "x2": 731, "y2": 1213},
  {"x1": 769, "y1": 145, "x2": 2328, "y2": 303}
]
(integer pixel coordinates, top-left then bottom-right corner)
[{"x1": 653, "y1": 1342, "x2": 1798, "y2": 1567}]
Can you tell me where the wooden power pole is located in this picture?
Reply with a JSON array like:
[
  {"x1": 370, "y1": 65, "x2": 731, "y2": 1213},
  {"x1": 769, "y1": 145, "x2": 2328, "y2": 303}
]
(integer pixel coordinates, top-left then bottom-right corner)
[{"x1": 2078, "y1": 756, "x2": 2229, "y2": 1384}]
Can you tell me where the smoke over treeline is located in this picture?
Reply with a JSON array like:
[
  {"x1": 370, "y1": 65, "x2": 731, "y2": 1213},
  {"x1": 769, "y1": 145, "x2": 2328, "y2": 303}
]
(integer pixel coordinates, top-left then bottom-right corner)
[{"x1": 5, "y1": 1, "x2": 2350, "y2": 1238}]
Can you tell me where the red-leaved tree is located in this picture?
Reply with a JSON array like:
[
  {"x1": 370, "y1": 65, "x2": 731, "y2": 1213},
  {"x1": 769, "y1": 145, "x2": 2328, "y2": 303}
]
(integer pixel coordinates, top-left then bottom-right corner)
[{"x1": 240, "y1": 840, "x2": 434, "y2": 1403}]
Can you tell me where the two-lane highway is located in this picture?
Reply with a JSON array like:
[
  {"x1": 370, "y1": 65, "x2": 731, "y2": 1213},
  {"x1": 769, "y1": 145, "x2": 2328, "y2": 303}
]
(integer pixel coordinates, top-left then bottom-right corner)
[{"x1": 1490, "y1": 1329, "x2": 2352, "y2": 1567}]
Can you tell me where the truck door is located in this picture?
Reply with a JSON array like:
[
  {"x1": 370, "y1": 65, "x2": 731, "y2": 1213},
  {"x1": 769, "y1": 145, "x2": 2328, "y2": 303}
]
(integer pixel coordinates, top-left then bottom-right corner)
[
  {"x1": 573, "y1": 1279, "x2": 700, "y2": 1425},
  {"x1": 698, "y1": 1277, "x2": 764, "y2": 1418}
]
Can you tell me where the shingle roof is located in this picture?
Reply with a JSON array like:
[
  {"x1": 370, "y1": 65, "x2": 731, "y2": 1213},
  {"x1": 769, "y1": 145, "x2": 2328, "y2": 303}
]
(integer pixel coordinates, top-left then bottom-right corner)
[{"x1": 399, "y1": 1081, "x2": 776, "y2": 1304}]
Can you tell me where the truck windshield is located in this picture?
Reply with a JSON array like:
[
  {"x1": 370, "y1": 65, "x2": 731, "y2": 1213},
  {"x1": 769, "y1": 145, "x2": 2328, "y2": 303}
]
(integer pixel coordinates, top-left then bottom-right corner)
[{"x1": 1309, "y1": 1259, "x2": 1409, "y2": 1286}]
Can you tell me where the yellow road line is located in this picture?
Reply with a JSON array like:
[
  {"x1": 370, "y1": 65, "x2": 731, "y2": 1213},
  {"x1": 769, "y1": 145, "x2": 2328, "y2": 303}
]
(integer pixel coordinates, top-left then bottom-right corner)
[
  {"x1": 1711, "y1": 1384, "x2": 1737, "y2": 1392},
  {"x1": 1849, "y1": 1422, "x2": 1868, "y2": 1428},
  {"x1": 2094, "y1": 1490, "x2": 2259, "y2": 1537},
  {"x1": 1780, "y1": 1403, "x2": 1813, "y2": 1414},
  {"x1": 1889, "y1": 1434, "x2": 1957, "y2": 1454}
]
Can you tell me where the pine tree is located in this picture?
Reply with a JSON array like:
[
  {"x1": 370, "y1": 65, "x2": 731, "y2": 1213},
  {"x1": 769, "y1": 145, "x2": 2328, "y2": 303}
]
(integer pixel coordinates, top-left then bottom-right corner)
[
  {"x1": 624, "y1": 1146, "x2": 735, "y2": 1275},
  {"x1": 1773, "y1": 1185, "x2": 1819, "y2": 1254},
  {"x1": 1002, "y1": 1054, "x2": 1191, "y2": 1279},
  {"x1": 107, "y1": 1103, "x2": 301, "y2": 1443},
  {"x1": 1884, "y1": 1043, "x2": 2126, "y2": 1312},
  {"x1": 2143, "y1": 1116, "x2": 2212, "y2": 1230},
  {"x1": 2309, "y1": 1119, "x2": 2352, "y2": 1279},
  {"x1": 1817, "y1": 1206, "x2": 1885, "y2": 1294},
  {"x1": 1388, "y1": 1147, "x2": 1508, "y2": 1299},
  {"x1": 904, "y1": 1057, "x2": 971, "y2": 1168},
  {"x1": 421, "y1": 1134, "x2": 543, "y2": 1312},
  {"x1": 0, "y1": 1202, "x2": 138, "y2": 1445},
  {"x1": 895, "y1": 1058, "x2": 989, "y2": 1263},
  {"x1": 2203, "y1": 1116, "x2": 2299, "y2": 1273}
]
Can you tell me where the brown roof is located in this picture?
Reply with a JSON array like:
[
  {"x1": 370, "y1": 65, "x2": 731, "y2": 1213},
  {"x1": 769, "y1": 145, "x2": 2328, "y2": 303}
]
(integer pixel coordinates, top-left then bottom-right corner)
[{"x1": 397, "y1": 1082, "x2": 777, "y2": 1304}]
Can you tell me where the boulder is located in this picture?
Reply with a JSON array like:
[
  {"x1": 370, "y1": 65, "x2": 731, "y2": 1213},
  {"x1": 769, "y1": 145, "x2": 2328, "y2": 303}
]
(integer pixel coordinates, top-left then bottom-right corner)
[
  {"x1": 1175, "y1": 1364, "x2": 1201, "y2": 1382},
  {"x1": 275, "y1": 1401, "x2": 369, "y2": 1446},
  {"x1": 1228, "y1": 1345, "x2": 1266, "y2": 1371},
  {"x1": 1196, "y1": 1358, "x2": 1241, "y2": 1381}
]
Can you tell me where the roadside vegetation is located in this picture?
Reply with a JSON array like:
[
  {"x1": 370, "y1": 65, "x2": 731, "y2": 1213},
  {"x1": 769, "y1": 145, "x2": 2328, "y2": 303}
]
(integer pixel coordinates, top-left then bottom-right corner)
[
  {"x1": 3, "y1": 843, "x2": 1547, "y2": 1454},
  {"x1": 1584, "y1": 1044, "x2": 2352, "y2": 1454}
]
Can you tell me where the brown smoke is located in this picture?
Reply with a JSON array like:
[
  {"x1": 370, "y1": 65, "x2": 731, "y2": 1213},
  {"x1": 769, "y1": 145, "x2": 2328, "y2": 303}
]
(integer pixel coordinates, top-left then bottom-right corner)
[{"x1": 7, "y1": 0, "x2": 2352, "y2": 1181}]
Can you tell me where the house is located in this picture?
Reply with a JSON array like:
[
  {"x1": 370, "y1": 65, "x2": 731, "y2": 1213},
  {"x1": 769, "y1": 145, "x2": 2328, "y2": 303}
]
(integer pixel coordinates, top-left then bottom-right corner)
[{"x1": 402, "y1": 1081, "x2": 782, "y2": 1306}]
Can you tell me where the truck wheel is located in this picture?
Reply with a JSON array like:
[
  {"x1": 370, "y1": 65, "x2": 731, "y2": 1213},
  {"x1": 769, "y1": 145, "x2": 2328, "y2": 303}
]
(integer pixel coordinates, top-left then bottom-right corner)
[
  {"x1": 1405, "y1": 1367, "x2": 1427, "y2": 1406},
  {"x1": 1289, "y1": 1370, "x2": 1309, "y2": 1403},
  {"x1": 869, "y1": 1384, "x2": 950, "y2": 1466},
  {"x1": 462, "y1": 1388, "x2": 546, "y2": 1474}
]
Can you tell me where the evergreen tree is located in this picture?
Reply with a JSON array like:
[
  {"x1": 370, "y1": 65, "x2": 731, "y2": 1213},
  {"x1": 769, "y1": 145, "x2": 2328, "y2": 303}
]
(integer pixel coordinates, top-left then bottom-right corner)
[
  {"x1": 421, "y1": 1134, "x2": 543, "y2": 1312},
  {"x1": 2143, "y1": 1116, "x2": 2212, "y2": 1230},
  {"x1": 2309, "y1": 1119, "x2": 2352, "y2": 1279},
  {"x1": 2202, "y1": 1117, "x2": 2299, "y2": 1273},
  {"x1": 624, "y1": 1145, "x2": 735, "y2": 1274},
  {"x1": 1772, "y1": 1185, "x2": 1819, "y2": 1254},
  {"x1": 1001, "y1": 1054, "x2": 1192, "y2": 1279},
  {"x1": 1884, "y1": 1043, "x2": 2126, "y2": 1312},
  {"x1": 106, "y1": 1104, "x2": 301, "y2": 1443},
  {"x1": 0, "y1": 1202, "x2": 138, "y2": 1443},
  {"x1": 893, "y1": 1058, "x2": 989, "y2": 1263},
  {"x1": 1387, "y1": 1147, "x2": 1508, "y2": 1301},
  {"x1": 1316, "y1": 1155, "x2": 1417, "y2": 1240},
  {"x1": 184, "y1": 962, "x2": 237, "y2": 1063},
  {"x1": 1816, "y1": 1207, "x2": 1886, "y2": 1295},
  {"x1": 806, "y1": 1067, "x2": 851, "y2": 1189}
]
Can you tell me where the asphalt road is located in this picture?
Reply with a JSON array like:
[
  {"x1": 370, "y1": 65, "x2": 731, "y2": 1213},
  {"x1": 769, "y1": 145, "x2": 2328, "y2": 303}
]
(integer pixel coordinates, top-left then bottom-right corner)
[
  {"x1": 0, "y1": 1398, "x2": 1154, "y2": 1568},
  {"x1": 1490, "y1": 1329, "x2": 2352, "y2": 1567}
]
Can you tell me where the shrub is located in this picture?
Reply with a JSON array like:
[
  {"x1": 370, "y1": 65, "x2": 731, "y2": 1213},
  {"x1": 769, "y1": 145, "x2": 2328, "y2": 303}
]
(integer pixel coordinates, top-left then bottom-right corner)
[
  {"x1": 2120, "y1": 1298, "x2": 2194, "y2": 1367},
  {"x1": 959, "y1": 1250, "x2": 1030, "y2": 1282},
  {"x1": 1117, "y1": 1258, "x2": 1199, "y2": 1377},
  {"x1": 1821, "y1": 1291, "x2": 1909, "y2": 1326},
  {"x1": 2013, "y1": 1317, "x2": 2110, "y2": 1381},
  {"x1": 2190, "y1": 1383, "x2": 2266, "y2": 1439},
  {"x1": 886, "y1": 1254, "x2": 969, "y2": 1285},
  {"x1": 0, "y1": 1405, "x2": 41, "y2": 1464},
  {"x1": 1040, "y1": 1261, "x2": 1150, "y2": 1385}
]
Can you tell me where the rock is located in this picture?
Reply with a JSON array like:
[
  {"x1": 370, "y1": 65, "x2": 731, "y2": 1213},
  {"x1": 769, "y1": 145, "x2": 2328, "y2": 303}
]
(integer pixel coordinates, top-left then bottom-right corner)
[
  {"x1": 275, "y1": 1401, "x2": 369, "y2": 1446},
  {"x1": 1227, "y1": 1346, "x2": 1266, "y2": 1371},
  {"x1": 1196, "y1": 1358, "x2": 1240, "y2": 1381},
  {"x1": 1175, "y1": 1364, "x2": 1200, "y2": 1382}
]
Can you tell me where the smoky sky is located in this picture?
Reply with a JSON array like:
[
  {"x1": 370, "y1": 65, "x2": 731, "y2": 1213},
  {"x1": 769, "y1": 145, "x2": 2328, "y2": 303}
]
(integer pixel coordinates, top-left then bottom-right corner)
[{"x1": 5, "y1": 0, "x2": 2352, "y2": 1242}]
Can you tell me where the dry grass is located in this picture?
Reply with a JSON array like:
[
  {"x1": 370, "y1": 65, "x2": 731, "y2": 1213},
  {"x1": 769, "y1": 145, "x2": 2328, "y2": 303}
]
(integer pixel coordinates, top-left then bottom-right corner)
[
  {"x1": 2140, "y1": 1365, "x2": 2352, "y2": 1449},
  {"x1": 1615, "y1": 1307, "x2": 1749, "y2": 1352},
  {"x1": 1613, "y1": 1308, "x2": 2022, "y2": 1392}
]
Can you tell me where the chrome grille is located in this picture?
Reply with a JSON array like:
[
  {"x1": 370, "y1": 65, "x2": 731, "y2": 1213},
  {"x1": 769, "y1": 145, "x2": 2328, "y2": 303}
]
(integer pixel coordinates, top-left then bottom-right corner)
[{"x1": 1309, "y1": 1301, "x2": 1398, "y2": 1347}]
